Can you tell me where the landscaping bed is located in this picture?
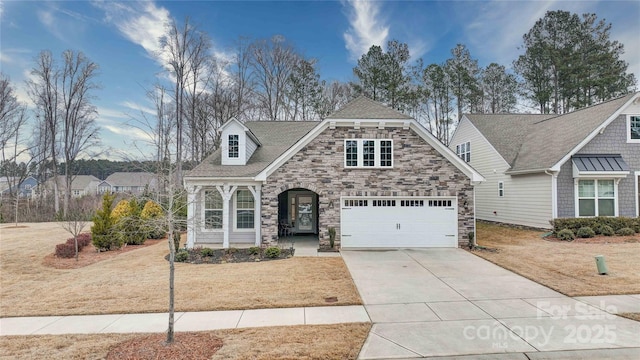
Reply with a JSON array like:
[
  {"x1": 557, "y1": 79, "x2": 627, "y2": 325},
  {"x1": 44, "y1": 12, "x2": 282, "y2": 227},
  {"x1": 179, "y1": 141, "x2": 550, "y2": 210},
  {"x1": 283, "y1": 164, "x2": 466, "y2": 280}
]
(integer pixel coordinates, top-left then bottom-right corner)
[{"x1": 172, "y1": 246, "x2": 294, "y2": 264}]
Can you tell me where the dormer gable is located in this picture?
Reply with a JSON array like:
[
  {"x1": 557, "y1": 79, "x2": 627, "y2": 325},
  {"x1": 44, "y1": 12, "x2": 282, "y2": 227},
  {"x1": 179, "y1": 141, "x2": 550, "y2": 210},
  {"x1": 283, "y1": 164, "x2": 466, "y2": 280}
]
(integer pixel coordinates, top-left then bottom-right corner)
[{"x1": 220, "y1": 118, "x2": 261, "y2": 165}]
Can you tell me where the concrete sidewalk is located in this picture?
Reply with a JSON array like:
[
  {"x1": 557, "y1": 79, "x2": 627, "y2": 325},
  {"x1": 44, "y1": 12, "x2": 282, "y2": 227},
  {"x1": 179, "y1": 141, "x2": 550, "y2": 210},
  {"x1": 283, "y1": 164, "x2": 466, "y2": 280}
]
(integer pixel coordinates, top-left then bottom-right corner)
[
  {"x1": 341, "y1": 249, "x2": 640, "y2": 360},
  {"x1": 0, "y1": 305, "x2": 369, "y2": 336}
]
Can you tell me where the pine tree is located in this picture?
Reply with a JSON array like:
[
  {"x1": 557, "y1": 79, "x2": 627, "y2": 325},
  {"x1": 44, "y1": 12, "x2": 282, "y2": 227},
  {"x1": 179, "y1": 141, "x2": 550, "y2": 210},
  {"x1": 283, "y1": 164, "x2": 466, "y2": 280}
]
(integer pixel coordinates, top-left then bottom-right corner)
[{"x1": 91, "y1": 193, "x2": 118, "y2": 250}]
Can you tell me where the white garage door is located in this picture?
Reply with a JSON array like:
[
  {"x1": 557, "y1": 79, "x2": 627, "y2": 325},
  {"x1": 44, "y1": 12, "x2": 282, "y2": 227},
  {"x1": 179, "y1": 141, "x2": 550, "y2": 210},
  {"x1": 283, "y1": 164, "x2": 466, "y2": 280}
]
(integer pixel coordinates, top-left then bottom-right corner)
[{"x1": 341, "y1": 197, "x2": 458, "y2": 248}]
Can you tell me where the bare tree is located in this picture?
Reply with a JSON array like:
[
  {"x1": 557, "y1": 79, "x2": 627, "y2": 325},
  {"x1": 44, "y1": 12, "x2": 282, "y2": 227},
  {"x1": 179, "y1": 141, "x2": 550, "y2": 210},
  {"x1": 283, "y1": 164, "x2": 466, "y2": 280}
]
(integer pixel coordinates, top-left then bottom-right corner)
[
  {"x1": 0, "y1": 74, "x2": 30, "y2": 197},
  {"x1": 59, "y1": 206, "x2": 89, "y2": 261},
  {"x1": 60, "y1": 50, "x2": 101, "y2": 217}
]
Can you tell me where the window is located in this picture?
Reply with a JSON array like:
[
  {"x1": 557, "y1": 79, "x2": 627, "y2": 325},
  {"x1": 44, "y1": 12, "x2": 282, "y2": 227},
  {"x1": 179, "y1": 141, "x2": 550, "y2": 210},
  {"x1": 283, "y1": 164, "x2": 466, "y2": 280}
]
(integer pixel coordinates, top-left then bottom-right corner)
[
  {"x1": 578, "y1": 179, "x2": 615, "y2": 217},
  {"x1": 228, "y1": 134, "x2": 239, "y2": 158},
  {"x1": 456, "y1": 141, "x2": 471, "y2": 162},
  {"x1": 498, "y1": 181, "x2": 504, "y2": 197},
  {"x1": 628, "y1": 115, "x2": 640, "y2": 142},
  {"x1": 344, "y1": 139, "x2": 393, "y2": 168},
  {"x1": 344, "y1": 199, "x2": 368, "y2": 207},
  {"x1": 235, "y1": 189, "x2": 254, "y2": 229},
  {"x1": 204, "y1": 190, "x2": 223, "y2": 230}
]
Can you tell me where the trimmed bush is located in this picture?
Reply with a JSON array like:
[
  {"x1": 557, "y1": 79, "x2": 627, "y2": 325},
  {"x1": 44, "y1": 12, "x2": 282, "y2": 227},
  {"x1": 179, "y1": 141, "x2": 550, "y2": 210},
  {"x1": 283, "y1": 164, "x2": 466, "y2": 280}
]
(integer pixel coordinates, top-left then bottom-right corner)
[
  {"x1": 616, "y1": 227, "x2": 635, "y2": 236},
  {"x1": 557, "y1": 229, "x2": 575, "y2": 241},
  {"x1": 113, "y1": 198, "x2": 146, "y2": 246},
  {"x1": 248, "y1": 246, "x2": 260, "y2": 255},
  {"x1": 552, "y1": 216, "x2": 638, "y2": 235},
  {"x1": 265, "y1": 246, "x2": 281, "y2": 258},
  {"x1": 141, "y1": 200, "x2": 166, "y2": 239},
  {"x1": 55, "y1": 243, "x2": 76, "y2": 258},
  {"x1": 176, "y1": 249, "x2": 189, "y2": 262},
  {"x1": 200, "y1": 247, "x2": 214, "y2": 257},
  {"x1": 599, "y1": 225, "x2": 615, "y2": 236},
  {"x1": 92, "y1": 193, "x2": 120, "y2": 251},
  {"x1": 576, "y1": 226, "x2": 595, "y2": 238}
]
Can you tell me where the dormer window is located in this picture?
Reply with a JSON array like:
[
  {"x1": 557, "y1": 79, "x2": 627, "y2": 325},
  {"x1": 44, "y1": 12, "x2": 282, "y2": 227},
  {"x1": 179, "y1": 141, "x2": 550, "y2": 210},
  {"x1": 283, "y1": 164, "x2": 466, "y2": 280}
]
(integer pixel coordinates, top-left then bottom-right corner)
[{"x1": 228, "y1": 135, "x2": 239, "y2": 158}]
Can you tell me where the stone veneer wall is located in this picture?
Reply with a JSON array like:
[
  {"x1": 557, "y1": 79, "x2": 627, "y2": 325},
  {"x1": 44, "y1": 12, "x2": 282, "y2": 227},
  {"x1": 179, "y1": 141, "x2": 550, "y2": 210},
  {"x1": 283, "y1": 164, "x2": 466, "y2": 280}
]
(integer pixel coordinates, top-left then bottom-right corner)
[{"x1": 260, "y1": 126, "x2": 475, "y2": 249}]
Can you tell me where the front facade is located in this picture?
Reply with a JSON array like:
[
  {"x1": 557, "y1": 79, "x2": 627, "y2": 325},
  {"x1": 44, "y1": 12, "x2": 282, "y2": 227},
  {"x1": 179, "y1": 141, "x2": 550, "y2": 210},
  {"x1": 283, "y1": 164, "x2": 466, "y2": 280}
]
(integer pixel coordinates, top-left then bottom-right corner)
[
  {"x1": 185, "y1": 97, "x2": 483, "y2": 250},
  {"x1": 43, "y1": 175, "x2": 101, "y2": 198},
  {"x1": 104, "y1": 172, "x2": 157, "y2": 194},
  {"x1": 451, "y1": 92, "x2": 640, "y2": 229}
]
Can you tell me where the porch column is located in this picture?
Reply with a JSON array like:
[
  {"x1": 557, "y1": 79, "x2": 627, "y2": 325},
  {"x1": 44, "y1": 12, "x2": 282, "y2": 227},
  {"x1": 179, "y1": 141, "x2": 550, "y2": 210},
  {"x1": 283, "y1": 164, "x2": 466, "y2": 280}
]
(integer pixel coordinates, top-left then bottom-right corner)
[
  {"x1": 216, "y1": 184, "x2": 237, "y2": 249},
  {"x1": 186, "y1": 185, "x2": 201, "y2": 249},
  {"x1": 248, "y1": 185, "x2": 262, "y2": 246}
]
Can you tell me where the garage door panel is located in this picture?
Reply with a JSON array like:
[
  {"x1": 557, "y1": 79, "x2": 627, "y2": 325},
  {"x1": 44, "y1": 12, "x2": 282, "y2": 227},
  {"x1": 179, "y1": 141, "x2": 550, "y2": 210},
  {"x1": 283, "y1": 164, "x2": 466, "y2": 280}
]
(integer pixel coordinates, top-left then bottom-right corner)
[{"x1": 341, "y1": 197, "x2": 457, "y2": 248}]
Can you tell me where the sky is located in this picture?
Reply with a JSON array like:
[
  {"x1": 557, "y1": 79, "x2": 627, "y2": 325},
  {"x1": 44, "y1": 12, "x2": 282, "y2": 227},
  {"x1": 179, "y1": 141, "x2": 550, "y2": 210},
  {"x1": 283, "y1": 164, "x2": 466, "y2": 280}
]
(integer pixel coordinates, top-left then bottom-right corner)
[{"x1": 1, "y1": 0, "x2": 639, "y2": 161}]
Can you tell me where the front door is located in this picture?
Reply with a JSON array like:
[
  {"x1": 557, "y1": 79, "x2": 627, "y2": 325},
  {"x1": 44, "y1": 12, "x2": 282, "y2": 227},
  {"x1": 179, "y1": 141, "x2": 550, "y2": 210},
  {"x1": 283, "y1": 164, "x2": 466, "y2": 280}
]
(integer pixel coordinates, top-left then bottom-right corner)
[
  {"x1": 287, "y1": 191, "x2": 317, "y2": 234},
  {"x1": 297, "y1": 195, "x2": 313, "y2": 231}
]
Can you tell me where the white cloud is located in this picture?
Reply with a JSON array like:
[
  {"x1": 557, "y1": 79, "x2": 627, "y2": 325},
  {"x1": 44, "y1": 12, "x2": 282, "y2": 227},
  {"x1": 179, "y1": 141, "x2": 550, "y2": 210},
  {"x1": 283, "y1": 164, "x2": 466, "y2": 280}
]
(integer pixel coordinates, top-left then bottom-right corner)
[
  {"x1": 102, "y1": 124, "x2": 152, "y2": 142},
  {"x1": 615, "y1": 28, "x2": 640, "y2": 81},
  {"x1": 121, "y1": 101, "x2": 156, "y2": 116},
  {"x1": 92, "y1": 0, "x2": 171, "y2": 63},
  {"x1": 343, "y1": 0, "x2": 389, "y2": 60}
]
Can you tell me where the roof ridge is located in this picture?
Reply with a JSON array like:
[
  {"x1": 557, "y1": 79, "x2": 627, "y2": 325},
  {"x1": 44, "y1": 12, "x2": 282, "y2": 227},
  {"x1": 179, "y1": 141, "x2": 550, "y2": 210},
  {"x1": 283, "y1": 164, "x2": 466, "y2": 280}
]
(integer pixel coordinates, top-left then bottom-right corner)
[{"x1": 533, "y1": 92, "x2": 636, "y2": 125}]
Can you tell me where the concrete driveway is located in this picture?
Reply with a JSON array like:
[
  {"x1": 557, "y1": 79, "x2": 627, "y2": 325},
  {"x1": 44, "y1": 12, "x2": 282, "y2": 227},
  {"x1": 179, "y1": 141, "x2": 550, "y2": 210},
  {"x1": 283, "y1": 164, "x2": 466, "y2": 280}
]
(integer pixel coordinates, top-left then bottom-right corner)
[{"x1": 341, "y1": 249, "x2": 640, "y2": 359}]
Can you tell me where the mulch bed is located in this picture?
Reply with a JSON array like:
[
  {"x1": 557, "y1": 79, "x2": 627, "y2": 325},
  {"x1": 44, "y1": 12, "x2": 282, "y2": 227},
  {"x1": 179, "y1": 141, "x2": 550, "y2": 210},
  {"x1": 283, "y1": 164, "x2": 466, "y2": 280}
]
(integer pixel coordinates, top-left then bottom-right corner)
[
  {"x1": 42, "y1": 239, "x2": 165, "y2": 269},
  {"x1": 173, "y1": 247, "x2": 295, "y2": 264},
  {"x1": 106, "y1": 332, "x2": 223, "y2": 360},
  {"x1": 545, "y1": 235, "x2": 639, "y2": 244}
]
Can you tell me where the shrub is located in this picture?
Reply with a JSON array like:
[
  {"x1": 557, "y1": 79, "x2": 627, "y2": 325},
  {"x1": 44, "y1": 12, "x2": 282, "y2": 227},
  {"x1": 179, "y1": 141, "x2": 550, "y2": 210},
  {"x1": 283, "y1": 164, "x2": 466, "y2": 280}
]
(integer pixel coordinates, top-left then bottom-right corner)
[
  {"x1": 227, "y1": 247, "x2": 238, "y2": 254},
  {"x1": 113, "y1": 198, "x2": 146, "y2": 246},
  {"x1": 200, "y1": 248, "x2": 214, "y2": 257},
  {"x1": 248, "y1": 246, "x2": 260, "y2": 255},
  {"x1": 176, "y1": 249, "x2": 189, "y2": 262},
  {"x1": 141, "y1": 200, "x2": 166, "y2": 239},
  {"x1": 616, "y1": 227, "x2": 635, "y2": 236},
  {"x1": 552, "y1": 216, "x2": 638, "y2": 235},
  {"x1": 557, "y1": 229, "x2": 575, "y2": 241},
  {"x1": 55, "y1": 243, "x2": 76, "y2": 258},
  {"x1": 599, "y1": 225, "x2": 615, "y2": 236},
  {"x1": 576, "y1": 226, "x2": 595, "y2": 238},
  {"x1": 328, "y1": 227, "x2": 336, "y2": 248},
  {"x1": 111, "y1": 199, "x2": 130, "y2": 222},
  {"x1": 265, "y1": 246, "x2": 281, "y2": 258},
  {"x1": 92, "y1": 193, "x2": 120, "y2": 250}
]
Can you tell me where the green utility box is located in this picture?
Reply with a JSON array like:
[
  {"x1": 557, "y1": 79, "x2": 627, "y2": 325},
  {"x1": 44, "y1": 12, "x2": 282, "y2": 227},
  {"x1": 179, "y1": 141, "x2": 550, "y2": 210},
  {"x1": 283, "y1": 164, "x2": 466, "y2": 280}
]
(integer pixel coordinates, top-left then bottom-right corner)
[{"x1": 595, "y1": 255, "x2": 608, "y2": 275}]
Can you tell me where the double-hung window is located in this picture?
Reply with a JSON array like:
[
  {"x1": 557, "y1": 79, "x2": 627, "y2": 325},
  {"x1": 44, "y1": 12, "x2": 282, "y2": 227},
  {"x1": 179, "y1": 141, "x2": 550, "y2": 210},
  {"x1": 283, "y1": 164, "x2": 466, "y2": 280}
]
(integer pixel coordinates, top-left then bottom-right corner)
[
  {"x1": 578, "y1": 179, "x2": 615, "y2": 216},
  {"x1": 204, "y1": 190, "x2": 223, "y2": 229},
  {"x1": 235, "y1": 189, "x2": 255, "y2": 229},
  {"x1": 456, "y1": 141, "x2": 471, "y2": 162},
  {"x1": 498, "y1": 181, "x2": 504, "y2": 197},
  {"x1": 344, "y1": 139, "x2": 393, "y2": 168},
  {"x1": 228, "y1": 135, "x2": 239, "y2": 158},
  {"x1": 628, "y1": 115, "x2": 640, "y2": 143}
]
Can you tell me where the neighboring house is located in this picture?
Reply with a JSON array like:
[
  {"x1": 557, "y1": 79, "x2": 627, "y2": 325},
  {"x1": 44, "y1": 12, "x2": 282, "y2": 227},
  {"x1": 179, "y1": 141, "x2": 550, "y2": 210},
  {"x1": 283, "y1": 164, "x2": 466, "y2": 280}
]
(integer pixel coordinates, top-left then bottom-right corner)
[
  {"x1": 0, "y1": 176, "x2": 38, "y2": 198},
  {"x1": 97, "y1": 180, "x2": 113, "y2": 194},
  {"x1": 43, "y1": 175, "x2": 101, "y2": 198},
  {"x1": 104, "y1": 172, "x2": 157, "y2": 194},
  {"x1": 450, "y1": 92, "x2": 640, "y2": 229},
  {"x1": 184, "y1": 96, "x2": 484, "y2": 250}
]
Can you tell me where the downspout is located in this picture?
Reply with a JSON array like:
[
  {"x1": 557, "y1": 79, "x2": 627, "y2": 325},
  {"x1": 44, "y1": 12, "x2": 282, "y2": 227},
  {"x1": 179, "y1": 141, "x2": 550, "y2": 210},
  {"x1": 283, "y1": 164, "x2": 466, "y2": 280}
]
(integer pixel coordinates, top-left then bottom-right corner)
[{"x1": 545, "y1": 170, "x2": 558, "y2": 220}]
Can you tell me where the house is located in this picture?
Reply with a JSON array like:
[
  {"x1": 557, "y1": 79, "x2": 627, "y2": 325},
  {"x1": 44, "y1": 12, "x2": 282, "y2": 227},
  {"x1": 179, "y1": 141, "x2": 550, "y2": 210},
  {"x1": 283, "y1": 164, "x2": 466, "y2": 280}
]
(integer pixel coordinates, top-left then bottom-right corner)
[
  {"x1": 43, "y1": 175, "x2": 101, "y2": 198},
  {"x1": 0, "y1": 176, "x2": 38, "y2": 198},
  {"x1": 450, "y1": 92, "x2": 640, "y2": 229},
  {"x1": 184, "y1": 96, "x2": 484, "y2": 250},
  {"x1": 103, "y1": 172, "x2": 157, "y2": 194}
]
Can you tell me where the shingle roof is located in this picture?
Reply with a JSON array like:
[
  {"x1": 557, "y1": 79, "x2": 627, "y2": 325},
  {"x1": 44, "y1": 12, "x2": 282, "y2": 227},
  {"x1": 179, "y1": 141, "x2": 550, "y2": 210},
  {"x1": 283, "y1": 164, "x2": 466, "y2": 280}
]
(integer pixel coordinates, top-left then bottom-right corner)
[
  {"x1": 49, "y1": 175, "x2": 100, "y2": 190},
  {"x1": 105, "y1": 172, "x2": 156, "y2": 187},
  {"x1": 465, "y1": 114, "x2": 554, "y2": 165},
  {"x1": 186, "y1": 121, "x2": 320, "y2": 178},
  {"x1": 467, "y1": 93, "x2": 637, "y2": 172},
  {"x1": 326, "y1": 95, "x2": 412, "y2": 120}
]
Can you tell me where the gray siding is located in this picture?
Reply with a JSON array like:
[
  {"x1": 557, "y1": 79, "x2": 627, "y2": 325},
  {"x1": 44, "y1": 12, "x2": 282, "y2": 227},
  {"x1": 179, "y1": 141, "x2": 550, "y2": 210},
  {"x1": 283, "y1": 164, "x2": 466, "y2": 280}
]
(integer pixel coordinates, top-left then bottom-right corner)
[
  {"x1": 451, "y1": 118, "x2": 553, "y2": 228},
  {"x1": 194, "y1": 187, "x2": 256, "y2": 245},
  {"x1": 557, "y1": 114, "x2": 640, "y2": 217}
]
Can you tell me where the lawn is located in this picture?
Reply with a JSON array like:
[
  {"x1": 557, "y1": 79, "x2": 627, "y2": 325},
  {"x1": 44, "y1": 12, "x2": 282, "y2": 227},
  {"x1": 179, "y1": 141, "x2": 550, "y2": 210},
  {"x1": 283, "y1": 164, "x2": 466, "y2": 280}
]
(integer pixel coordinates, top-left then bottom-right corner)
[
  {"x1": 0, "y1": 223, "x2": 361, "y2": 317},
  {"x1": 473, "y1": 221, "x2": 640, "y2": 297},
  {"x1": 0, "y1": 323, "x2": 371, "y2": 360}
]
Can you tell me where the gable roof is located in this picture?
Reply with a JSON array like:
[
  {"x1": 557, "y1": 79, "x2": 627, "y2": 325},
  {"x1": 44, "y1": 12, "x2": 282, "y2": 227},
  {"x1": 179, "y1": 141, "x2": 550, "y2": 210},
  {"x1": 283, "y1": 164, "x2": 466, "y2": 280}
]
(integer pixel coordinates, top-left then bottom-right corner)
[
  {"x1": 49, "y1": 175, "x2": 100, "y2": 190},
  {"x1": 105, "y1": 172, "x2": 156, "y2": 187},
  {"x1": 464, "y1": 114, "x2": 554, "y2": 165},
  {"x1": 465, "y1": 92, "x2": 639, "y2": 173},
  {"x1": 326, "y1": 96, "x2": 412, "y2": 120},
  {"x1": 187, "y1": 121, "x2": 320, "y2": 178}
]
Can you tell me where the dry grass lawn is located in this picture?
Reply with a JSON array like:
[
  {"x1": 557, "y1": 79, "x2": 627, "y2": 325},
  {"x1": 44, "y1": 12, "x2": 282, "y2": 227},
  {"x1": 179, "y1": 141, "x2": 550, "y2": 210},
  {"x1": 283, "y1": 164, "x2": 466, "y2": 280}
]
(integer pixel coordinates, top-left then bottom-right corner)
[
  {"x1": 0, "y1": 323, "x2": 371, "y2": 360},
  {"x1": 473, "y1": 222, "x2": 640, "y2": 297},
  {"x1": 0, "y1": 223, "x2": 361, "y2": 317}
]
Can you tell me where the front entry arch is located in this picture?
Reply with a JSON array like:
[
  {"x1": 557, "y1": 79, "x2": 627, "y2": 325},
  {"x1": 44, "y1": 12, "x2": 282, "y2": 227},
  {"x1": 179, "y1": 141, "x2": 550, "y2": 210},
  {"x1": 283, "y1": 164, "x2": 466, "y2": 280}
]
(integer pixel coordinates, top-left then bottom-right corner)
[{"x1": 278, "y1": 188, "x2": 319, "y2": 235}]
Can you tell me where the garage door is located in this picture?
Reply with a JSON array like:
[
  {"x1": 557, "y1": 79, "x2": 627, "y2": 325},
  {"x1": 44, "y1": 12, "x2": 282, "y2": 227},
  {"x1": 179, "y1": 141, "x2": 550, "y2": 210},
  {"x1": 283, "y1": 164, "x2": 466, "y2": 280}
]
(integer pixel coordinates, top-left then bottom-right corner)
[{"x1": 341, "y1": 197, "x2": 458, "y2": 248}]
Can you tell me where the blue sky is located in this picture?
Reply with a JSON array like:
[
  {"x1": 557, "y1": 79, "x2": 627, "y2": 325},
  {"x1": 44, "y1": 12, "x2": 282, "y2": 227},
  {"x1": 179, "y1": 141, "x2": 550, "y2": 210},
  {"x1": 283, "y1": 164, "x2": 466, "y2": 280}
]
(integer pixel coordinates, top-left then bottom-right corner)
[{"x1": 1, "y1": 0, "x2": 639, "y2": 160}]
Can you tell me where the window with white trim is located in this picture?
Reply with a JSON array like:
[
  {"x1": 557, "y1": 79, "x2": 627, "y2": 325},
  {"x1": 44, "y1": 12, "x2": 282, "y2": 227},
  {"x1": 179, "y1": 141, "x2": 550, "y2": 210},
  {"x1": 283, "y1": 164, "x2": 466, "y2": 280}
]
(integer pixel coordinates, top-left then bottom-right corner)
[
  {"x1": 456, "y1": 141, "x2": 471, "y2": 162},
  {"x1": 235, "y1": 189, "x2": 254, "y2": 229},
  {"x1": 498, "y1": 181, "x2": 504, "y2": 197},
  {"x1": 344, "y1": 139, "x2": 393, "y2": 168},
  {"x1": 628, "y1": 115, "x2": 640, "y2": 143},
  {"x1": 578, "y1": 179, "x2": 615, "y2": 217},
  {"x1": 204, "y1": 190, "x2": 223, "y2": 229},
  {"x1": 228, "y1": 134, "x2": 239, "y2": 158}
]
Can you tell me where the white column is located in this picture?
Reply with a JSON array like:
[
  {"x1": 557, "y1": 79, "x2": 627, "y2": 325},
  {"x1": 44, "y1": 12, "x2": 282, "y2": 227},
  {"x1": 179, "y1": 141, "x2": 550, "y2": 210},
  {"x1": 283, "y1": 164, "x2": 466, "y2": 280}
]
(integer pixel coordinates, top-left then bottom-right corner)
[
  {"x1": 186, "y1": 185, "x2": 201, "y2": 249},
  {"x1": 248, "y1": 185, "x2": 261, "y2": 246},
  {"x1": 216, "y1": 184, "x2": 237, "y2": 249}
]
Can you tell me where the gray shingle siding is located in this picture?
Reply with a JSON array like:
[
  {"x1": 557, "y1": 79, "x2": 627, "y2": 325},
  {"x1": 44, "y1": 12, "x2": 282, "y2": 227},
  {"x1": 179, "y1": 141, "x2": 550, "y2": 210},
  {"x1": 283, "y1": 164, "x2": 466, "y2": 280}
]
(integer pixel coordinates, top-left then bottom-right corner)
[{"x1": 556, "y1": 114, "x2": 640, "y2": 217}]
